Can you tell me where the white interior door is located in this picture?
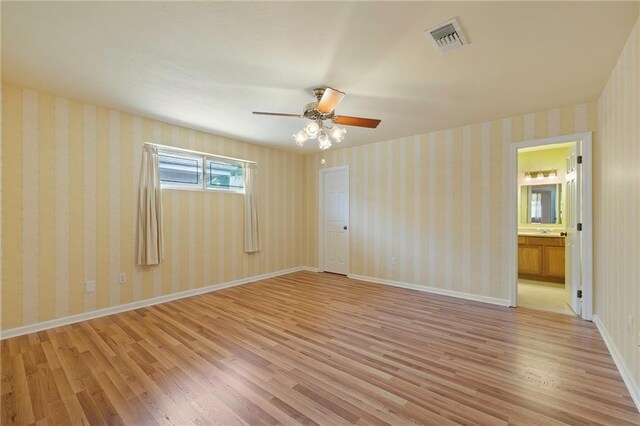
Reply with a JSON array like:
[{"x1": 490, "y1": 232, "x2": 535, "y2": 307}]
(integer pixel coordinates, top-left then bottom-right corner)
[
  {"x1": 564, "y1": 143, "x2": 582, "y2": 315},
  {"x1": 322, "y1": 168, "x2": 349, "y2": 274}
]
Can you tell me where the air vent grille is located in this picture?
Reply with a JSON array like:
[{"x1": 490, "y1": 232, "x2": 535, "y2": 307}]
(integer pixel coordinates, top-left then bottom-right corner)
[{"x1": 424, "y1": 18, "x2": 468, "y2": 54}]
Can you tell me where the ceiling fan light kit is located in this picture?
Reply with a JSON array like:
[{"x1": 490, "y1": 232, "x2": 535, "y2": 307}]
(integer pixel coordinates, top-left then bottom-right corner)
[
  {"x1": 253, "y1": 87, "x2": 381, "y2": 150},
  {"x1": 295, "y1": 119, "x2": 344, "y2": 150}
]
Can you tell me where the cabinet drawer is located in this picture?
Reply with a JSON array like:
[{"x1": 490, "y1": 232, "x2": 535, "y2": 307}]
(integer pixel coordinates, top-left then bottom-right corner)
[
  {"x1": 518, "y1": 236, "x2": 526, "y2": 245},
  {"x1": 525, "y1": 236, "x2": 564, "y2": 247}
]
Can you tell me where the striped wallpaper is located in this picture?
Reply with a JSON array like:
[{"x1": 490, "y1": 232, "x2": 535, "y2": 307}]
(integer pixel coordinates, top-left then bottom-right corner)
[
  {"x1": 1, "y1": 83, "x2": 304, "y2": 330},
  {"x1": 596, "y1": 16, "x2": 640, "y2": 396},
  {"x1": 2, "y1": 21, "x2": 638, "y2": 404},
  {"x1": 303, "y1": 102, "x2": 597, "y2": 302}
]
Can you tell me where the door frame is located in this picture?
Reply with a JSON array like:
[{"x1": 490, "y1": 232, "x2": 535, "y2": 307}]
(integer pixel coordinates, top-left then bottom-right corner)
[
  {"x1": 507, "y1": 132, "x2": 593, "y2": 320},
  {"x1": 318, "y1": 165, "x2": 350, "y2": 274}
]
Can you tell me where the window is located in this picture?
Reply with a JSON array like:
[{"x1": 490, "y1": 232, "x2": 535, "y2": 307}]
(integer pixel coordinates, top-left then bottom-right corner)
[
  {"x1": 157, "y1": 147, "x2": 244, "y2": 192},
  {"x1": 159, "y1": 153, "x2": 202, "y2": 189},
  {"x1": 206, "y1": 159, "x2": 244, "y2": 191},
  {"x1": 530, "y1": 192, "x2": 542, "y2": 223}
]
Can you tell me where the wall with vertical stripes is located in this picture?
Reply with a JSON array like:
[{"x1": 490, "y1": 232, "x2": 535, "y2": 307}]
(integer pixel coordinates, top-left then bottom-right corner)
[
  {"x1": 1, "y1": 83, "x2": 304, "y2": 330},
  {"x1": 596, "y1": 16, "x2": 640, "y2": 397},
  {"x1": 303, "y1": 103, "x2": 597, "y2": 301}
]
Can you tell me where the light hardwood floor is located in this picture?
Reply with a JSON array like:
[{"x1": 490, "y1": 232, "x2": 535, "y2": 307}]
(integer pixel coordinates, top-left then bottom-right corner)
[{"x1": 1, "y1": 271, "x2": 638, "y2": 425}]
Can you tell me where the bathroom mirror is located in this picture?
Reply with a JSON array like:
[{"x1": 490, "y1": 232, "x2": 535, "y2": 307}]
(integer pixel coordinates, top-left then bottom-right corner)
[{"x1": 520, "y1": 184, "x2": 562, "y2": 224}]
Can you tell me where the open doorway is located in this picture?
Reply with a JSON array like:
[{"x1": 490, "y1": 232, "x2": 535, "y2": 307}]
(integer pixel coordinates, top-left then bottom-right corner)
[
  {"x1": 507, "y1": 133, "x2": 593, "y2": 320},
  {"x1": 518, "y1": 142, "x2": 574, "y2": 315}
]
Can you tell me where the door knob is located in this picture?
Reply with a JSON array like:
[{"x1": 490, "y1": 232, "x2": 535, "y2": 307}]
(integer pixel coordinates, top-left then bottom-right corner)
[
  {"x1": 343, "y1": 226, "x2": 348, "y2": 230},
  {"x1": 560, "y1": 232, "x2": 567, "y2": 237}
]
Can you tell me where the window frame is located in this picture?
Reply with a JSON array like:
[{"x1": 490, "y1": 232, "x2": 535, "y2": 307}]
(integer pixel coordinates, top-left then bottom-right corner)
[{"x1": 157, "y1": 146, "x2": 246, "y2": 194}]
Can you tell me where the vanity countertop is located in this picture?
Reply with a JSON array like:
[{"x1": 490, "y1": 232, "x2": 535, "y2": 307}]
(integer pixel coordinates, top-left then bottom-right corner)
[{"x1": 518, "y1": 232, "x2": 565, "y2": 238}]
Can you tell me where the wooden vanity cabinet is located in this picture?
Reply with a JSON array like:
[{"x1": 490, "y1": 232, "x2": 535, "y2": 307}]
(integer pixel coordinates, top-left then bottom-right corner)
[{"x1": 518, "y1": 236, "x2": 565, "y2": 283}]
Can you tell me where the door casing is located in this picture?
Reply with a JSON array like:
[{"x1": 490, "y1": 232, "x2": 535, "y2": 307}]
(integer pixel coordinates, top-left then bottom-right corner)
[{"x1": 507, "y1": 132, "x2": 593, "y2": 320}]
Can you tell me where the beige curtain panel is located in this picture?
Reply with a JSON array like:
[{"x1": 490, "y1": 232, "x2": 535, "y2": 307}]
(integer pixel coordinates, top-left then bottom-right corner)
[
  {"x1": 243, "y1": 163, "x2": 261, "y2": 253},
  {"x1": 136, "y1": 144, "x2": 164, "y2": 265}
]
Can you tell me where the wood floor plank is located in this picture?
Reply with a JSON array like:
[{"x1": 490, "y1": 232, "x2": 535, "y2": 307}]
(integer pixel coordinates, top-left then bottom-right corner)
[
  {"x1": 11, "y1": 355, "x2": 35, "y2": 425},
  {"x1": 1, "y1": 271, "x2": 639, "y2": 425}
]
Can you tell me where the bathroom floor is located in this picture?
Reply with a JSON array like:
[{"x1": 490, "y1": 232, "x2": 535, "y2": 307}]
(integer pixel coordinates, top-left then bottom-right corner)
[{"x1": 518, "y1": 279, "x2": 576, "y2": 315}]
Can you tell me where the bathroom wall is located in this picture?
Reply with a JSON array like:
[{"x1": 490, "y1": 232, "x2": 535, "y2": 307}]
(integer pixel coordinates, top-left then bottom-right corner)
[{"x1": 517, "y1": 146, "x2": 572, "y2": 230}]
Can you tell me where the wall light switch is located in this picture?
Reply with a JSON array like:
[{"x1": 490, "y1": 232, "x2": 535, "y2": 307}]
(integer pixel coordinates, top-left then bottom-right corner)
[
  {"x1": 119, "y1": 272, "x2": 127, "y2": 284},
  {"x1": 85, "y1": 280, "x2": 96, "y2": 293}
]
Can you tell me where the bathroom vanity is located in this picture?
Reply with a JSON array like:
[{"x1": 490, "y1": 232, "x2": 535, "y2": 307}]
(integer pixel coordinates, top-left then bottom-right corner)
[{"x1": 517, "y1": 234, "x2": 565, "y2": 283}]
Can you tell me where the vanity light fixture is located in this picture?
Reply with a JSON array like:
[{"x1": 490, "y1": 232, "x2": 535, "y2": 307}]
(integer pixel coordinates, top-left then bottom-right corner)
[{"x1": 524, "y1": 169, "x2": 558, "y2": 181}]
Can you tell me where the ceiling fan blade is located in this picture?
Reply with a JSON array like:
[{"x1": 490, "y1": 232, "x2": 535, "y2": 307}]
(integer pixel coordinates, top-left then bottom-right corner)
[
  {"x1": 333, "y1": 115, "x2": 381, "y2": 128},
  {"x1": 317, "y1": 87, "x2": 345, "y2": 114},
  {"x1": 252, "y1": 112, "x2": 303, "y2": 118}
]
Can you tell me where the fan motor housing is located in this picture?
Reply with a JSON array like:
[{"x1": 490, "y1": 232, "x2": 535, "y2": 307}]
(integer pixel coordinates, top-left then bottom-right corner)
[{"x1": 303, "y1": 101, "x2": 335, "y2": 121}]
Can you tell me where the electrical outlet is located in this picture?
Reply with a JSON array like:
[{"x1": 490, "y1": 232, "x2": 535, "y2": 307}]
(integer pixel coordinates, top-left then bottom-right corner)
[
  {"x1": 391, "y1": 256, "x2": 398, "y2": 266},
  {"x1": 85, "y1": 280, "x2": 96, "y2": 293},
  {"x1": 119, "y1": 272, "x2": 127, "y2": 284}
]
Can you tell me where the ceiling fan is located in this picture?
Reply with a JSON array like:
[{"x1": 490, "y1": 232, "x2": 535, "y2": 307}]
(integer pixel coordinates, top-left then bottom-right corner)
[{"x1": 253, "y1": 87, "x2": 381, "y2": 150}]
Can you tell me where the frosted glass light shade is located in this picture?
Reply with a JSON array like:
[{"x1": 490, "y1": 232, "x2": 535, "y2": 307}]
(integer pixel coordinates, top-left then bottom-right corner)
[
  {"x1": 304, "y1": 122, "x2": 320, "y2": 139},
  {"x1": 293, "y1": 131, "x2": 308, "y2": 146},
  {"x1": 329, "y1": 126, "x2": 347, "y2": 141},
  {"x1": 318, "y1": 133, "x2": 332, "y2": 150}
]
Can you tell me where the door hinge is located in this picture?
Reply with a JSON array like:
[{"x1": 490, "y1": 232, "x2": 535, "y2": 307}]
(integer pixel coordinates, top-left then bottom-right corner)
[
  {"x1": 577, "y1": 155, "x2": 583, "y2": 164},
  {"x1": 577, "y1": 223, "x2": 582, "y2": 231},
  {"x1": 577, "y1": 290, "x2": 583, "y2": 299}
]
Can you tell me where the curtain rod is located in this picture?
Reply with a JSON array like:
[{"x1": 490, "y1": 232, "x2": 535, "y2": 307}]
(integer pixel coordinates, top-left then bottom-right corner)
[{"x1": 143, "y1": 142, "x2": 256, "y2": 165}]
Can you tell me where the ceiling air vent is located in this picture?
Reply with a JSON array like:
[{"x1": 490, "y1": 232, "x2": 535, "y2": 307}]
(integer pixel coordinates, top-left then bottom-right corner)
[{"x1": 424, "y1": 18, "x2": 468, "y2": 54}]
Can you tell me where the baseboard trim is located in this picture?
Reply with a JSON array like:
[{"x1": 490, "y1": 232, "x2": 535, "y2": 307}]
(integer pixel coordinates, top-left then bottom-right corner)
[
  {"x1": 0, "y1": 266, "x2": 316, "y2": 340},
  {"x1": 593, "y1": 315, "x2": 640, "y2": 412},
  {"x1": 347, "y1": 274, "x2": 511, "y2": 307}
]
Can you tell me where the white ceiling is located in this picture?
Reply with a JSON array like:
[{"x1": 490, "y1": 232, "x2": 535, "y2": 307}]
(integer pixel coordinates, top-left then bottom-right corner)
[{"x1": 2, "y1": 1, "x2": 638, "y2": 152}]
